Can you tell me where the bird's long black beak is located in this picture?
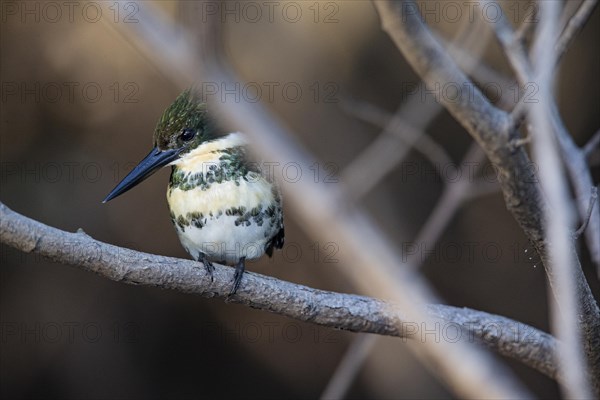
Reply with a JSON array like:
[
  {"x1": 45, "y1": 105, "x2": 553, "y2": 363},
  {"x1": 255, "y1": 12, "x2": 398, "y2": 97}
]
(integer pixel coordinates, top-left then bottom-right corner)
[{"x1": 103, "y1": 147, "x2": 180, "y2": 203}]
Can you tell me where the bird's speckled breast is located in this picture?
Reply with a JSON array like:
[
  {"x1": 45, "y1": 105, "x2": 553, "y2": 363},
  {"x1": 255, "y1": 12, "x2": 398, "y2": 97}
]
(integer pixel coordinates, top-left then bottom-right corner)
[{"x1": 166, "y1": 133, "x2": 283, "y2": 264}]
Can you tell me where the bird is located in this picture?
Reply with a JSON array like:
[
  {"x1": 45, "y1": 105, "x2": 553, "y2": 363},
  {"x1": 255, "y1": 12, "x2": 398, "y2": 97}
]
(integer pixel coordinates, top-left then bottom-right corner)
[{"x1": 103, "y1": 89, "x2": 284, "y2": 295}]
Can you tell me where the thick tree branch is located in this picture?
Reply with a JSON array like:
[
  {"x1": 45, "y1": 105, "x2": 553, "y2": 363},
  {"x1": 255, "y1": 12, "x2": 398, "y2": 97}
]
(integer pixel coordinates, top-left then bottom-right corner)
[{"x1": 0, "y1": 201, "x2": 559, "y2": 382}]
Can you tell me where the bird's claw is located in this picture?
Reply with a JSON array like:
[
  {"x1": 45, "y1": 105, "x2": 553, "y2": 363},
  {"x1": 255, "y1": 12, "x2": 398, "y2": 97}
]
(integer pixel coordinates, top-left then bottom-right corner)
[
  {"x1": 204, "y1": 260, "x2": 215, "y2": 282},
  {"x1": 228, "y1": 257, "x2": 246, "y2": 296},
  {"x1": 197, "y1": 253, "x2": 214, "y2": 282}
]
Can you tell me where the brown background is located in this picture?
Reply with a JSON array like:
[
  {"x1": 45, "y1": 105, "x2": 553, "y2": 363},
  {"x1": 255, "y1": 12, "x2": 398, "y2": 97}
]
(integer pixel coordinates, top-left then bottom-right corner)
[{"x1": 1, "y1": 1, "x2": 599, "y2": 398}]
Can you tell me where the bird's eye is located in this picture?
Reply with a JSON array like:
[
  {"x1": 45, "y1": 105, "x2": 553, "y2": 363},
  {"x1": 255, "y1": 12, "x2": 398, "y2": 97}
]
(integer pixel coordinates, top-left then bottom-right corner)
[{"x1": 180, "y1": 128, "x2": 196, "y2": 142}]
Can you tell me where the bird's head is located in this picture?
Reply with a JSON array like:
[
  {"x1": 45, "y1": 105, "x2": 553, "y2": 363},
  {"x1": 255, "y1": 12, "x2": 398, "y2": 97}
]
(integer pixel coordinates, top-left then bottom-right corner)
[{"x1": 103, "y1": 89, "x2": 220, "y2": 203}]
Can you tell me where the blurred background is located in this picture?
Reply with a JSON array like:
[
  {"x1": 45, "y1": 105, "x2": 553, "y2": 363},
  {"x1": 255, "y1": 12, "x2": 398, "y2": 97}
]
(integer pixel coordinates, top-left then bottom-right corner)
[{"x1": 1, "y1": 1, "x2": 599, "y2": 398}]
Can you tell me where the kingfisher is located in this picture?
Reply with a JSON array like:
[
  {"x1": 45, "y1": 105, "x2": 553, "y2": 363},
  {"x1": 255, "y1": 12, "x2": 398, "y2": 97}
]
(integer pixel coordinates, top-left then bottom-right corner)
[{"x1": 103, "y1": 89, "x2": 285, "y2": 295}]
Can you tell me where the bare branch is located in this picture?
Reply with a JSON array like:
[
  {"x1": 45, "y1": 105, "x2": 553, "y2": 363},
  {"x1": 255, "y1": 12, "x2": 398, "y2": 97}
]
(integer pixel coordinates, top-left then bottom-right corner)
[
  {"x1": 555, "y1": 0, "x2": 599, "y2": 65},
  {"x1": 374, "y1": 1, "x2": 600, "y2": 396},
  {"x1": 509, "y1": 0, "x2": 598, "y2": 125},
  {"x1": 338, "y1": 93, "x2": 441, "y2": 202},
  {"x1": 0, "y1": 201, "x2": 559, "y2": 383},
  {"x1": 484, "y1": 0, "x2": 600, "y2": 273},
  {"x1": 340, "y1": 98, "x2": 455, "y2": 182},
  {"x1": 320, "y1": 334, "x2": 377, "y2": 400},
  {"x1": 481, "y1": 0, "x2": 533, "y2": 87},
  {"x1": 574, "y1": 187, "x2": 598, "y2": 238},
  {"x1": 513, "y1": 9, "x2": 537, "y2": 43},
  {"x1": 405, "y1": 143, "x2": 487, "y2": 269},
  {"x1": 330, "y1": 134, "x2": 489, "y2": 398},
  {"x1": 583, "y1": 129, "x2": 600, "y2": 158}
]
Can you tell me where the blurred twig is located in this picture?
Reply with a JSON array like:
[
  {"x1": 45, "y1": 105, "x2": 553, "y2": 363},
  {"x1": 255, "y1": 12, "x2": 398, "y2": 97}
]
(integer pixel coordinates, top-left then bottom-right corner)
[
  {"x1": 320, "y1": 334, "x2": 377, "y2": 400},
  {"x1": 405, "y1": 143, "x2": 488, "y2": 268},
  {"x1": 372, "y1": 0, "x2": 540, "y2": 268},
  {"x1": 583, "y1": 129, "x2": 600, "y2": 158},
  {"x1": 555, "y1": 0, "x2": 599, "y2": 65},
  {"x1": 338, "y1": 92, "x2": 440, "y2": 202},
  {"x1": 0, "y1": 201, "x2": 559, "y2": 382},
  {"x1": 340, "y1": 98, "x2": 455, "y2": 181}
]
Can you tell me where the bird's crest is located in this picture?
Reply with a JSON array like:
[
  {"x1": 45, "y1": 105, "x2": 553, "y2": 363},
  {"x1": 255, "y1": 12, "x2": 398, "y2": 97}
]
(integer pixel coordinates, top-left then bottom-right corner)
[{"x1": 153, "y1": 89, "x2": 220, "y2": 152}]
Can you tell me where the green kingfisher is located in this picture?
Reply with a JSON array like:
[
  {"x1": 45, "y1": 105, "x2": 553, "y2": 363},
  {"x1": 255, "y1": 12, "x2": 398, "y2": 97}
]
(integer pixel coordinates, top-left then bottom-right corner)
[{"x1": 103, "y1": 89, "x2": 285, "y2": 295}]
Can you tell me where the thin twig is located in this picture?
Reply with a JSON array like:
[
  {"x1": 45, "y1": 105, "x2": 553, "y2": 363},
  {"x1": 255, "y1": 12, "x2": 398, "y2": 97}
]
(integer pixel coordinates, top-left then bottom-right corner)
[
  {"x1": 340, "y1": 98, "x2": 456, "y2": 182},
  {"x1": 485, "y1": 0, "x2": 600, "y2": 384},
  {"x1": 583, "y1": 129, "x2": 600, "y2": 158},
  {"x1": 372, "y1": 0, "x2": 537, "y2": 267},
  {"x1": 339, "y1": 92, "x2": 441, "y2": 202},
  {"x1": 320, "y1": 334, "x2": 378, "y2": 400},
  {"x1": 406, "y1": 143, "x2": 487, "y2": 269},
  {"x1": 555, "y1": 0, "x2": 599, "y2": 65},
  {"x1": 574, "y1": 187, "x2": 598, "y2": 238},
  {"x1": 514, "y1": 8, "x2": 537, "y2": 43},
  {"x1": 481, "y1": 0, "x2": 533, "y2": 87}
]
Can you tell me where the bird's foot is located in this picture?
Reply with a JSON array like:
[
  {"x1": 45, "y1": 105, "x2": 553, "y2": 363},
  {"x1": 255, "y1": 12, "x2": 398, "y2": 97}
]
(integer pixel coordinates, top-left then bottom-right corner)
[
  {"x1": 197, "y1": 253, "x2": 214, "y2": 282},
  {"x1": 229, "y1": 257, "x2": 246, "y2": 296}
]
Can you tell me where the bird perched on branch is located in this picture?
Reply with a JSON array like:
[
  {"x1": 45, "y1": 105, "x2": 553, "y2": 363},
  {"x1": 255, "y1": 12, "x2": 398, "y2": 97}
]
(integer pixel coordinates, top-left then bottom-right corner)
[{"x1": 103, "y1": 89, "x2": 285, "y2": 294}]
